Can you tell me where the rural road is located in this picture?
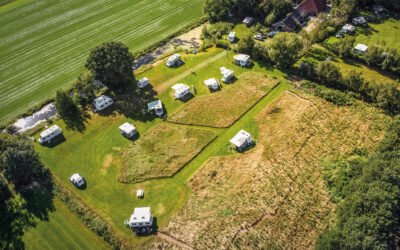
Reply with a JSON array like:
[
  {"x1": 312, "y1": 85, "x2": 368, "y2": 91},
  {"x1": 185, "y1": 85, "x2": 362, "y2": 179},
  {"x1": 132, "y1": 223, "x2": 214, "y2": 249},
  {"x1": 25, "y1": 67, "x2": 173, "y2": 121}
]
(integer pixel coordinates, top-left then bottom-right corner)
[{"x1": 154, "y1": 50, "x2": 228, "y2": 93}]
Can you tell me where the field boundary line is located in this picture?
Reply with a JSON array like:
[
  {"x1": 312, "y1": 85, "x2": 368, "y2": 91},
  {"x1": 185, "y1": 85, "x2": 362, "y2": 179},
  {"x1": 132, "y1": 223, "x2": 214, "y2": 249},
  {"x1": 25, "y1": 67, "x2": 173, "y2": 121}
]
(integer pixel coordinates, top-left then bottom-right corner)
[{"x1": 227, "y1": 90, "x2": 320, "y2": 249}]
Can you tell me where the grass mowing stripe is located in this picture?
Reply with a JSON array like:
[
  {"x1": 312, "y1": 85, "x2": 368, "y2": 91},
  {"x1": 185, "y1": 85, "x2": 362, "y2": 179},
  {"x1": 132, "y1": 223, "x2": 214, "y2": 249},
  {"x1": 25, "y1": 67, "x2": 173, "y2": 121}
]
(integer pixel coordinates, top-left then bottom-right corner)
[{"x1": 0, "y1": 0, "x2": 203, "y2": 123}]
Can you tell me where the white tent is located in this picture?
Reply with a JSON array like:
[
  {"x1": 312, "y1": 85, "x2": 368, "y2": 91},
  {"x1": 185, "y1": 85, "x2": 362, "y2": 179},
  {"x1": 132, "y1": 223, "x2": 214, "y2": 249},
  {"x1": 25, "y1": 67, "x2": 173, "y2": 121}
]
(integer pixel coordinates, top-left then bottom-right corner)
[
  {"x1": 204, "y1": 78, "x2": 219, "y2": 91},
  {"x1": 166, "y1": 53, "x2": 181, "y2": 67},
  {"x1": 230, "y1": 130, "x2": 253, "y2": 150},
  {"x1": 354, "y1": 43, "x2": 368, "y2": 54},
  {"x1": 234, "y1": 54, "x2": 250, "y2": 67},
  {"x1": 147, "y1": 100, "x2": 163, "y2": 117},
  {"x1": 220, "y1": 67, "x2": 234, "y2": 83},
  {"x1": 228, "y1": 31, "x2": 235, "y2": 43},
  {"x1": 119, "y1": 122, "x2": 137, "y2": 138},
  {"x1": 38, "y1": 125, "x2": 62, "y2": 144},
  {"x1": 171, "y1": 84, "x2": 191, "y2": 99},
  {"x1": 94, "y1": 95, "x2": 113, "y2": 111},
  {"x1": 137, "y1": 77, "x2": 150, "y2": 89},
  {"x1": 127, "y1": 207, "x2": 153, "y2": 228}
]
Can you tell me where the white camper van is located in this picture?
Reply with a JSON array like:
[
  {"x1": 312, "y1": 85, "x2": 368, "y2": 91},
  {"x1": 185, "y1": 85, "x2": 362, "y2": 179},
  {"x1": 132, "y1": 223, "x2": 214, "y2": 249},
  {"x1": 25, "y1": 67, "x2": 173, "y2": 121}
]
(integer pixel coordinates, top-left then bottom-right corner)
[
  {"x1": 38, "y1": 125, "x2": 62, "y2": 144},
  {"x1": 166, "y1": 54, "x2": 182, "y2": 67},
  {"x1": 137, "y1": 77, "x2": 150, "y2": 89},
  {"x1": 171, "y1": 84, "x2": 191, "y2": 99},
  {"x1": 93, "y1": 95, "x2": 113, "y2": 111},
  {"x1": 124, "y1": 207, "x2": 153, "y2": 234}
]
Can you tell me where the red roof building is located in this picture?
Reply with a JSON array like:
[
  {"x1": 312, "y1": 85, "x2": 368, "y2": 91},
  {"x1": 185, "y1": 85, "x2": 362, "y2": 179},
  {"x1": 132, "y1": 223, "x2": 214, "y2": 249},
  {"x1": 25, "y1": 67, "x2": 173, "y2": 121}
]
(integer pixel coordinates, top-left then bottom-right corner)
[{"x1": 299, "y1": 0, "x2": 326, "y2": 15}]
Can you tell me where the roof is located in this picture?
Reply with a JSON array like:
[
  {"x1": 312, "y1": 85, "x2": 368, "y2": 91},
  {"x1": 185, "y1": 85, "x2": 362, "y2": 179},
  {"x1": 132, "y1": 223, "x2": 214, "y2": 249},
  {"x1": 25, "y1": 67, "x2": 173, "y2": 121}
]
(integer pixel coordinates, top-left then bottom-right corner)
[
  {"x1": 354, "y1": 43, "x2": 368, "y2": 52},
  {"x1": 220, "y1": 67, "x2": 234, "y2": 76},
  {"x1": 299, "y1": 0, "x2": 326, "y2": 13},
  {"x1": 94, "y1": 95, "x2": 112, "y2": 106},
  {"x1": 229, "y1": 31, "x2": 235, "y2": 37},
  {"x1": 243, "y1": 17, "x2": 254, "y2": 24},
  {"x1": 171, "y1": 84, "x2": 190, "y2": 97},
  {"x1": 40, "y1": 125, "x2": 61, "y2": 138},
  {"x1": 129, "y1": 207, "x2": 152, "y2": 224},
  {"x1": 353, "y1": 16, "x2": 367, "y2": 23},
  {"x1": 70, "y1": 173, "x2": 83, "y2": 182},
  {"x1": 230, "y1": 130, "x2": 252, "y2": 148},
  {"x1": 147, "y1": 100, "x2": 162, "y2": 110},
  {"x1": 204, "y1": 78, "x2": 218, "y2": 88},
  {"x1": 168, "y1": 53, "x2": 180, "y2": 62},
  {"x1": 138, "y1": 77, "x2": 149, "y2": 85},
  {"x1": 234, "y1": 54, "x2": 250, "y2": 62},
  {"x1": 343, "y1": 24, "x2": 355, "y2": 31},
  {"x1": 119, "y1": 122, "x2": 136, "y2": 134}
]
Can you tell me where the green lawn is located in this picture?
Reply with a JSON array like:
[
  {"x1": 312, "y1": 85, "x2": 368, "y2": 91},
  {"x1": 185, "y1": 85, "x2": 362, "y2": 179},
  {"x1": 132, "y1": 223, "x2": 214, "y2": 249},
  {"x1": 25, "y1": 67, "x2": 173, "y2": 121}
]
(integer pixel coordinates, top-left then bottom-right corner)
[
  {"x1": 356, "y1": 18, "x2": 400, "y2": 50},
  {"x1": 33, "y1": 47, "x2": 290, "y2": 247},
  {"x1": 0, "y1": 0, "x2": 204, "y2": 123},
  {"x1": 23, "y1": 198, "x2": 109, "y2": 250},
  {"x1": 119, "y1": 124, "x2": 216, "y2": 183}
]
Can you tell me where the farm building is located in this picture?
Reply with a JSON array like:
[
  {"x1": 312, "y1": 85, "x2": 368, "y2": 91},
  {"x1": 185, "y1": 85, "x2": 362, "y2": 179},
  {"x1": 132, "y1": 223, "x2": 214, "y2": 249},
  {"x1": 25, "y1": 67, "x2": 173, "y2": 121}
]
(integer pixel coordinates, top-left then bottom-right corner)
[
  {"x1": 147, "y1": 100, "x2": 164, "y2": 117},
  {"x1": 137, "y1": 77, "x2": 150, "y2": 89},
  {"x1": 228, "y1": 31, "x2": 235, "y2": 43},
  {"x1": 354, "y1": 43, "x2": 368, "y2": 54},
  {"x1": 220, "y1": 67, "x2": 234, "y2": 83},
  {"x1": 342, "y1": 24, "x2": 356, "y2": 33},
  {"x1": 204, "y1": 78, "x2": 219, "y2": 91},
  {"x1": 93, "y1": 95, "x2": 113, "y2": 111},
  {"x1": 166, "y1": 53, "x2": 182, "y2": 67},
  {"x1": 234, "y1": 54, "x2": 251, "y2": 67},
  {"x1": 119, "y1": 122, "x2": 137, "y2": 138},
  {"x1": 272, "y1": 0, "x2": 326, "y2": 32},
  {"x1": 242, "y1": 17, "x2": 254, "y2": 27},
  {"x1": 230, "y1": 130, "x2": 253, "y2": 151},
  {"x1": 38, "y1": 125, "x2": 62, "y2": 144},
  {"x1": 352, "y1": 16, "x2": 367, "y2": 26},
  {"x1": 171, "y1": 84, "x2": 191, "y2": 99},
  {"x1": 124, "y1": 207, "x2": 153, "y2": 234},
  {"x1": 69, "y1": 173, "x2": 85, "y2": 188}
]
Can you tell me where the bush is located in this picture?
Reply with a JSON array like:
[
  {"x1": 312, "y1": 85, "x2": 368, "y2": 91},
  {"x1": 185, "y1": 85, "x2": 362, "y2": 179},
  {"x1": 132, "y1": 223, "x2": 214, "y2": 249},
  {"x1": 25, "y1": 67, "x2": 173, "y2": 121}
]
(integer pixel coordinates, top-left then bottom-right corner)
[
  {"x1": 215, "y1": 40, "x2": 230, "y2": 49},
  {"x1": 314, "y1": 85, "x2": 353, "y2": 106}
]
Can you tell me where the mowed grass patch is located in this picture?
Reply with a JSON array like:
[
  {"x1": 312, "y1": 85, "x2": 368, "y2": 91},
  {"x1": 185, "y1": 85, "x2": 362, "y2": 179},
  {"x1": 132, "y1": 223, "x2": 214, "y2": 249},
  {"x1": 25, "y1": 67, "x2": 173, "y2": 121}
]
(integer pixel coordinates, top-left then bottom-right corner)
[
  {"x1": 0, "y1": 0, "x2": 204, "y2": 123},
  {"x1": 119, "y1": 124, "x2": 217, "y2": 183},
  {"x1": 167, "y1": 72, "x2": 280, "y2": 127},
  {"x1": 164, "y1": 91, "x2": 389, "y2": 249},
  {"x1": 23, "y1": 198, "x2": 109, "y2": 250},
  {"x1": 356, "y1": 18, "x2": 400, "y2": 50}
]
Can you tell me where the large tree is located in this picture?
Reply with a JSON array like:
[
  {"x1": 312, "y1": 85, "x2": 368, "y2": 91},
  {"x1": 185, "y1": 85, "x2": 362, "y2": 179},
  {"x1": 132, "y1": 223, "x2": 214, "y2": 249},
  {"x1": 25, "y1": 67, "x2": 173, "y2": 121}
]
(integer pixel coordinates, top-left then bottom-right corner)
[
  {"x1": 55, "y1": 90, "x2": 79, "y2": 119},
  {"x1": 85, "y1": 41, "x2": 135, "y2": 89},
  {"x1": 269, "y1": 33, "x2": 304, "y2": 69}
]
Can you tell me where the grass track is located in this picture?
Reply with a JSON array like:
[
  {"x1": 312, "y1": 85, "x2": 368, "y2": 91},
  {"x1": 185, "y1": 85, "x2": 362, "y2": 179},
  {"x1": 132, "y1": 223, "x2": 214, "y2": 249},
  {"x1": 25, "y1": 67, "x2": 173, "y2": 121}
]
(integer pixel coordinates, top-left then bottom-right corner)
[
  {"x1": 0, "y1": 0, "x2": 203, "y2": 123},
  {"x1": 23, "y1": 198, "x2": 109, "y2": 250}
]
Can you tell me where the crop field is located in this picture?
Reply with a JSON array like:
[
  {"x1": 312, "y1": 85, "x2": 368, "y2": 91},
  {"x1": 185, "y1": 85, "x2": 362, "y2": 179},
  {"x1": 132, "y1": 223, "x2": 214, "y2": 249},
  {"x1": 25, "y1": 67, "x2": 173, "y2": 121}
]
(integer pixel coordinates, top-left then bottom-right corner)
[
  {"x1": 167, "y1": 72, "x2": 280, "y2": 127},
  {"x1": 0, "y1": 0, "x2": 204, "y2": 123},
  {"x1": 163, "y1": 91, "x2": 389, "y2": 249},
  {"x1": 119, "y1": 124, "x2": 216, "y2": 183},
  {"x1": 23, "y1": 198, "x2": 109, "y2": 250}
]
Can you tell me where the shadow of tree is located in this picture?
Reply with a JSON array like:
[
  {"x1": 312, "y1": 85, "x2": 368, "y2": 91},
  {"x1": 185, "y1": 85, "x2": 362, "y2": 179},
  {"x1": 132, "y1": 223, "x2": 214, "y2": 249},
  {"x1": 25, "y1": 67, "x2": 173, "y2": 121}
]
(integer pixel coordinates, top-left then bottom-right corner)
[{"x1": 63, "y1": 109, "x2": 91, "y2": 132}]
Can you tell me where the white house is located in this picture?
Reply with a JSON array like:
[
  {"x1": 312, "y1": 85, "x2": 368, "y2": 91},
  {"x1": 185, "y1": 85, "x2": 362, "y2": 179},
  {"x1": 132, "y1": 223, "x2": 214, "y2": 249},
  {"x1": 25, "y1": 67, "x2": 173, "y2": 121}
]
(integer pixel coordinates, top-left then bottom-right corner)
[
  {"x1": 234, "y1": 54, "x2": 251, "y2": 67},
  {"x1": 137, "y1": 77, "x2": 150, "y2": 89},
  {"x1": 38, "y1": 125, "x2": 62, "y2": 144},
  {"x1": 93, "y1": 95, "x2": 113, "y2": 111},
  {"x1": 220, "y1": 67, "x2": 234, "y2": 83},
  {"x1": 342, "y1": 24, "x2": 356, "y2": 34},
  {"x1": 166, "y1": 53, "x2": 181, "y2": 67},
  {"x1": 69, "y1": 173, "x2": 85, "y2": 188},
  {"x1": 147, "y1": 100, "x2": 163, "y2": 117},
  {"x1": 230, "y1": 130, "x2": 253, "y2": 151},
  {"x1": 354, "y1": 43, "x2": 368, "y2": 54},
  {"x1": 125, "y1": 207, "x2": 153, "y2": 234},
  {"x1": 171, "y1": 84, "x2": 191, "y2": 99},
  {"x1": 352, "y1": 16, "x2": 367, "y2": 26},
  {"x1": 204, "y1": 78, "x2": 219, "y2": 91},
  {"x1": 228, "y1": 31, "x2": 235, "y2": 43},
  {"x1": 119, "y1": 122, "x2": 137, "y2": 138}
]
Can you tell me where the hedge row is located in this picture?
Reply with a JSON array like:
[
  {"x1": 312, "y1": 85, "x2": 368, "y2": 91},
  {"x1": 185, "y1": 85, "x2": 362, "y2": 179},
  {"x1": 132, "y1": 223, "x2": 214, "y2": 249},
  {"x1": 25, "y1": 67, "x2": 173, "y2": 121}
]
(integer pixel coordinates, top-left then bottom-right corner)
[{"x1": 52, "y1": 176, "x2": 128, "y2": 249}]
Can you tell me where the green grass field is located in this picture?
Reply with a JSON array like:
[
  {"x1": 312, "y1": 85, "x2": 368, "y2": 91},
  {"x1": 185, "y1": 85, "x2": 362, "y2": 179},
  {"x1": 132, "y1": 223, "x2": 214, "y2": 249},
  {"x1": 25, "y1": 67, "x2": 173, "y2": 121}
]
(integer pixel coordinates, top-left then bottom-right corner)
[
  {"x1": 23, "y1": 198, "x2": 109, "y2": 250},
  {"x1": 0, "y1": 0, "x2": 204, "y2": 123},
  {"x1": 356, "y1": 18, "x2": 400, "y2": 50}
]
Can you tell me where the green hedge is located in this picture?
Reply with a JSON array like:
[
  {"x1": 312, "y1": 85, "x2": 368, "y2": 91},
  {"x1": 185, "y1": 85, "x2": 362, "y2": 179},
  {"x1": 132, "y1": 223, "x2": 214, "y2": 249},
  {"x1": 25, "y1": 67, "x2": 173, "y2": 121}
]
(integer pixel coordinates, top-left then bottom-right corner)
[{"x1": 53, "y1": 176, "x2": 127, "y2": 249}]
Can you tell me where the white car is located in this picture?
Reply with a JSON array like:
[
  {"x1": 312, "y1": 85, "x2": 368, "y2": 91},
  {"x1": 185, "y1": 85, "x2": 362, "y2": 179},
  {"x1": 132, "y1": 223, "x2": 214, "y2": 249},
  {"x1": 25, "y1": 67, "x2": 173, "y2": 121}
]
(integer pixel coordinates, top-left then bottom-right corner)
[{"x1": 69, "y1": 173, "x2": 85, "y2": 188}]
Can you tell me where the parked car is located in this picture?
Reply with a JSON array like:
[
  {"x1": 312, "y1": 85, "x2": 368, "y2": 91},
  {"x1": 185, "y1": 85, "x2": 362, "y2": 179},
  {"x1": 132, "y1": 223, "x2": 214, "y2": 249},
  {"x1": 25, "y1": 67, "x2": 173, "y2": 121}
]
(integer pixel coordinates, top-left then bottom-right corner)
[
  {"x1": 69, "y1": 173, "x2": 85, "y2": 188},
  {"x1": 267, "y1": 31, "x2": 278, "y2": 38},
  {"x1": 254, "y1": 33, "x2": 266, "y2": 41},
  {"x1": 336, "y1": 31, "x2": 343, "y2": 38}
]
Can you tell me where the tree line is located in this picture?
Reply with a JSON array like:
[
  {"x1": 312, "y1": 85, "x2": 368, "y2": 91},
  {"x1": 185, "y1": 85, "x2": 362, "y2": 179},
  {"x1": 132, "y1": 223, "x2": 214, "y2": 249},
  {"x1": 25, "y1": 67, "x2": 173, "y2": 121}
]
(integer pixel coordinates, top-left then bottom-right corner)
[{"x1": 316, "y1": 115, "x2": 400, "y2": 249}]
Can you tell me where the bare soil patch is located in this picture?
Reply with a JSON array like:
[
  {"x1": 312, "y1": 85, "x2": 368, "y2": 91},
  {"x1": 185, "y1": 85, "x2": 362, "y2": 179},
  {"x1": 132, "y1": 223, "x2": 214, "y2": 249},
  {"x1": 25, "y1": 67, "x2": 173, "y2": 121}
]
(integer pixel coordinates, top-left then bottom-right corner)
[
  {"x1": 102, "y1": 154, "x2": 113, "y2": 168},
  {"x1": 163, "y1": 91, "x2": 389, "y2": 249},
  {"x1": 167, "y1": 72, "x2": 280, "y2": 127}
]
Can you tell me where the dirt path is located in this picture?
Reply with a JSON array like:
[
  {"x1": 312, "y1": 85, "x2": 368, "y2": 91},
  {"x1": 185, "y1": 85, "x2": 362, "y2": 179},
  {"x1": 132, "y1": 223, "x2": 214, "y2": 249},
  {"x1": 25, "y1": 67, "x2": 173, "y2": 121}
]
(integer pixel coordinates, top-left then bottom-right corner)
[
  {"x1": 154, "y1": 50, "x2": 228, "y2": 93},
  {"x1": 158, "y1": 232, "x2": 195, "y2": 249},
  {"x1": 227, "y1": 91, "x2": 320, "y2": 249}
]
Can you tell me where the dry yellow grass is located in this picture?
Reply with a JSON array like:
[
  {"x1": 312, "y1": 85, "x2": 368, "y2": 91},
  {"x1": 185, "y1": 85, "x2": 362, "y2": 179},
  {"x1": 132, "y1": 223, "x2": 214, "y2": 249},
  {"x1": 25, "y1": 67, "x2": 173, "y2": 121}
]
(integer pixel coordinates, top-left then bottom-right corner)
[
  {"x1": 163, "y1": 91, "x2": 389, "y2": 249},
  {"x1": 167, "y1": 72, "x2": 280, "y2": 127}
]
